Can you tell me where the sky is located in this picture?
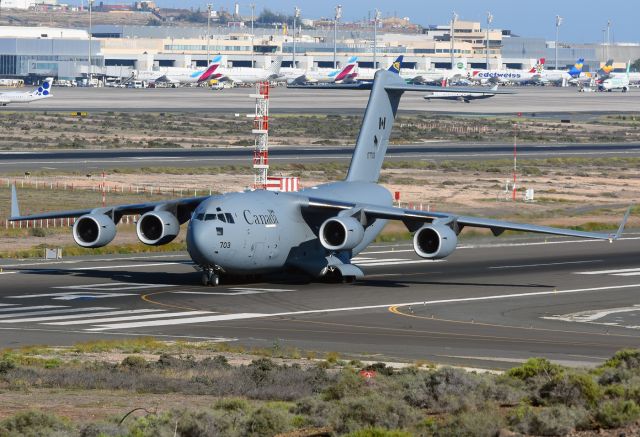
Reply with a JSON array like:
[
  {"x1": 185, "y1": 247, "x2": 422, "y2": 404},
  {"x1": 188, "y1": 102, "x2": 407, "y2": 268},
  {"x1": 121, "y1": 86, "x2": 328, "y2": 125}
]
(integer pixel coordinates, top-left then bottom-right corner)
[{"x1": 147, "y1": 0, "x2": 636, "y2": 44}]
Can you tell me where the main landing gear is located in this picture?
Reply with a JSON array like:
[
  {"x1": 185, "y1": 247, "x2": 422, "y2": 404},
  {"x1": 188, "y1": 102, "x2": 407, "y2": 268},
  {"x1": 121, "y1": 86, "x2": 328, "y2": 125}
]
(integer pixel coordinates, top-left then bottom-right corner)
[{"x1": 201, "y1": 268, "x2": 220, "y2": 286}]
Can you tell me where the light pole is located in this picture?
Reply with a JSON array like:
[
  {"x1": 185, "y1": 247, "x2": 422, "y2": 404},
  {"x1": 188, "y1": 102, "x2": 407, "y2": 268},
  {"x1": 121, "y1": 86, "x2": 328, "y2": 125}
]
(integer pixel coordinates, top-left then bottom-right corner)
[
  {"x1": 450, "y1": 11, "x2": 458, "y2": 69},
  {"x1": 206, "y1": 3, "x2": 212, "y2": 65},
  {"x1": 486, "y1": 11, "x2": 493, "y2": 69},
  {"x1": 334, "y1": 4, "x2": 342, "y2": 69},
  {"x1": 293, "y1": 6, "x2": 300, "y2": 68},
  {"x1": 555, "y1": 15, "x2": 562, "y2": 70},
  {"x1": 373, "y1": 8, "x2": 380, "y2": 69},
  {"x1": 88, "y1": 0, "x2": 94, "y2": 85},
  {"x1": 606, "y1": 19, "x2": 611, "y2": 60},
  {"x1": 250, "y1": 3, "x2": 255, "y2": 67}
]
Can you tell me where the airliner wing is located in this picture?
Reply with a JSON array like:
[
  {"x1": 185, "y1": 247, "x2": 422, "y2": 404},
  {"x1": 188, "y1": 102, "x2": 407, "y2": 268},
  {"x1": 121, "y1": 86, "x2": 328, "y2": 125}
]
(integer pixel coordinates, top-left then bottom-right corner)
[
  {"x1": 10, "y1": 185, "x2": 209, "y2": 223},
  {"x1": 304, "y1": 196, "x2": 631, "y2": 241}
]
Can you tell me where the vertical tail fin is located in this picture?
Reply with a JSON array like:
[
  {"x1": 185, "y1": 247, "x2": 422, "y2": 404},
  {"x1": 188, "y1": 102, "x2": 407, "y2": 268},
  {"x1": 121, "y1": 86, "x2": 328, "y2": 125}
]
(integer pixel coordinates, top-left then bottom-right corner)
[
  {"x1": 345, "y1": 70, "x2": 406, "y2": 183},
  {"x1": 32, "y1": 77, "x2": 53, "y2": 96},
  {"x1": 197, "y1": 55, "x2": 223, "y2": 82},
  {"x1": 333, "y1": 56, "x2": 358, "y2": 82},
  {"x1": 268, "y1": 55, "x2": 283, "y2": 76},
  {"x1": 387, "y1": 55, "x2": 403, "y2": 74}
]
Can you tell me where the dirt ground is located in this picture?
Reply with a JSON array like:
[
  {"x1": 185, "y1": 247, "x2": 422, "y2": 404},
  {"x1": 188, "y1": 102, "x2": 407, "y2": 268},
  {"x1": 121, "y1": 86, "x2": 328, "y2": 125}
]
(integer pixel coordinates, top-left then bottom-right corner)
[{"x1": 1, "y1": 163, "x2": 637, "y2": 254}]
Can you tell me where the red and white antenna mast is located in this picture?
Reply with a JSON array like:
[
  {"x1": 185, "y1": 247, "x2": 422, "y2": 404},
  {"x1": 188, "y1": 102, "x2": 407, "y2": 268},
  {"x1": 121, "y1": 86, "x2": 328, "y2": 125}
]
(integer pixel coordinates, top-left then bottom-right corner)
[{"x1": 251, "y1": 81, "x2": 270, "y2": 189}]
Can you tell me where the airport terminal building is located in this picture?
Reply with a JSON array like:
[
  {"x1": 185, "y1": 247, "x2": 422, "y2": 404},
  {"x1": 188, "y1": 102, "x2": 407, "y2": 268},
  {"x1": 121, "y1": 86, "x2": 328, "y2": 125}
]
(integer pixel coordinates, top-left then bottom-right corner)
[{"x1": 0, "y1": 20, "x2": 636, "y2": 83}]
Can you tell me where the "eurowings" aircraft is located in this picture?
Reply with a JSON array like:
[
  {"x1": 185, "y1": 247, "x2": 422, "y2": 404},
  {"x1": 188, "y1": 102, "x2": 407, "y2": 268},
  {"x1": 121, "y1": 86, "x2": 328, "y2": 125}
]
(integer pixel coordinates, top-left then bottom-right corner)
[
  {"x1": 212, "y1": 56, "x2": 283, "y2": 84},
  {"x1": 9, "y1": 70, "x2": 631, "y2": 286},
  {"x1": 0, "y1": 78, "x2": 53, "y2": 106},
  {"x1": 134, "y1": 57, "x2": 222, "y2": 86},
  {"x1": 282, "y1": 56, "x2": 359, "y2": 85}
]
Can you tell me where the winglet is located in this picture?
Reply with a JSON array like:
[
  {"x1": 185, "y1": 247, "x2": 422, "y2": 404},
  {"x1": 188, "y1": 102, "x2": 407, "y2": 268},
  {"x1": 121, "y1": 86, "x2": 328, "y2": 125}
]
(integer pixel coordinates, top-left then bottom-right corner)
[
  {"x1": 10, "y1": 185, "x2": 20, "y2": 219},
  {"x1": 612, "y1": 205, "x2": 633, "y2": 241}
]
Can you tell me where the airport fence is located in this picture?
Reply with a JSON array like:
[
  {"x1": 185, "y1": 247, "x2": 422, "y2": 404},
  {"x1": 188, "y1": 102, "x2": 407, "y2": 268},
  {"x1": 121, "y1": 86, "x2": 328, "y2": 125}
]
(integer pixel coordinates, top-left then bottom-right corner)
[
  {"x1": 1, "y1": 177, "x2": 433, "y2": 229},
  {"x1": 1, "y1": 177, "x2": 215, "y2": 230}
]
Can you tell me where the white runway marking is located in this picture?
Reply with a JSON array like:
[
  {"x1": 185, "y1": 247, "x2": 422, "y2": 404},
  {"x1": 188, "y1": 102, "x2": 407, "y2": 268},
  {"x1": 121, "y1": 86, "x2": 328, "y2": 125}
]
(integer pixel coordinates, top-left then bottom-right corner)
[
  {"x1": 543, "y1": 305, "x2": 640, "y2": 323},
  {"x1": 355, "y1": 259, "x2": 443, "y2": 267},
  {"x1": 48, "y1": 311, "x2": 213, "y2": 326},
  {"x1": 0, "y1": 309, "x2": 164, "y2": 323},
  {"x1": 87, "y1": 283, "x2": 640, "y2": 331},
  {"x1": 73, "y1": 262, "x2": 182, "y2": 271},
  {"x1": 86, "y1": 313, "x2": 266, "y2": 331},
  {"x1": 0, "y1": 307, "x2": 113, "y2": 319},
  {"x1": 490, "y1": 260, "x2": 601, "y2": 270},
  {"x1": 575, "y1": 267, "x2": 640, "y2": 276},
  {"x1": 175, "y1": 287, "x2": 294, "y2": 296},
  {"x1": 0, "y1": 271, "x2": 18, "y2": 275},
  {"x1": 0, "y1": 304, "x2": 18, "y2": 307},
  {"x1": 0, "y1": 305, "x2": 66, "y2": 313}
]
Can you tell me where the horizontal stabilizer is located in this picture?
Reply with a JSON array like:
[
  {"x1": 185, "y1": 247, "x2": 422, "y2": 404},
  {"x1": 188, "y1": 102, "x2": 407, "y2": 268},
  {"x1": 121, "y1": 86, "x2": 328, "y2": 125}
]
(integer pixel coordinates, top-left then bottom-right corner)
[{"x1": 614, "y1": 206, "x2": 633, "y2": 240}]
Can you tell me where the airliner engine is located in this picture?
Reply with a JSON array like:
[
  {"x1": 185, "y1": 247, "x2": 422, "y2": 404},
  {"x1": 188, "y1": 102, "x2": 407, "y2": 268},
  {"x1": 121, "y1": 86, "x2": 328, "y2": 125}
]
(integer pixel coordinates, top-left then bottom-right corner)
[
  {"x1": 319, "y1": 216, "x2": 365, "y2": 251},
  {"x1": 72, "y1": 214, "x2": 116, "y2": 248},
  {"x1": 413, "y1": 224, "x2": 457, "y2": 259},
  {"x1": 136, "y1": 211, "x2": 179, "y2": 246}
]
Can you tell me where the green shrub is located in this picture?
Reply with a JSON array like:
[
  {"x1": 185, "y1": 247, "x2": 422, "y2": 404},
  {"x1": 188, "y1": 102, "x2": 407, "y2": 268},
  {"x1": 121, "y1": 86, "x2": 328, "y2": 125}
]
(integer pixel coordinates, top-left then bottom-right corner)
[
  {"x1": 79, "y1": 422, "x2": 126, "y2": 437},
  {"x1": 120, "y1": 355, "x2": 148, "y2": 369},
  {"x1": 243, "y1": 406, "x2": 289, "y2": 437},
  {"x1": 507, "y1": 358, "x2": 564, "y2": 381},
  {"x1": 331, "y1": 394, "x2": 420, "y2": 434},
  {"x1": 343, "y1": 427, "x2": 413, "y2": 437},
  {"x1": 323, "y1": 370, "x2": 363, "y2": 401},
  {"x1": 401, "y1": 367, "x2": 490, "y2": 413},
  {"x1": 0, "y1": 354, "x2": 17, "y2": 373},
  {"x1": 594, "y1": 399, "x2": 640, "y2": 428},
  {"x1": 539, "y1": 372, "x2": 601, "y2": 407},
  {"x1": 436, "y1": 404, "x2": 505, "y2": 437},
  {"x1": 601, "y1": 349, "x2": 640, "y2": 370},
  {"x1": 214, "y1": 398, "x2": 251, "y2": 413},
  {"x1": 0, "y1": 410, "x2": 73, "y2": 437},
  {"x1": 508, "y1": 404, "x2": 589, "y2": 436}
]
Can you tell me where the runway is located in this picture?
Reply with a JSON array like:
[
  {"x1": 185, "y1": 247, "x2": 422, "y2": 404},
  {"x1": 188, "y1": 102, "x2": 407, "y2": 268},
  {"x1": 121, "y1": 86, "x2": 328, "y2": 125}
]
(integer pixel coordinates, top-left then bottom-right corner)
[
  {"x1": 2, "y1": 85, "x2": 640, "y2": 115},
  {"x1": 1, "y1": 235, "x2": 639, "y2": 369},
  {"x1": 2, "y1": 142, "x2": 640, "y2": 172}
]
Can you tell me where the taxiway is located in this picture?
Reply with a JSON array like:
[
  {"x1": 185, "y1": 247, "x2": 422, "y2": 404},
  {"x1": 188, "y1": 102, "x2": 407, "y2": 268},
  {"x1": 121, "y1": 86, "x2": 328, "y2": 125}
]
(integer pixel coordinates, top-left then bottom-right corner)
[{"x1": 1, "y1": 235, "x2": 639, "y2": 369}]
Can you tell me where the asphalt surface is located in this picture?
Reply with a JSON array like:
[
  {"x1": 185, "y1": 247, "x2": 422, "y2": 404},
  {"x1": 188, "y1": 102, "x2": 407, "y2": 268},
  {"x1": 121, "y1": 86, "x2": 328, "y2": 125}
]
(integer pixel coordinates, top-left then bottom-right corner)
[
  {"x1": 2, "y1": 142, "x2": 640, "y2": 172},
  {"x1": 1, "y1": 234, "x2": 639, "y2": 369},
  {"x1": 2, "y1": 85, "x2": 640, "y2": 116}
]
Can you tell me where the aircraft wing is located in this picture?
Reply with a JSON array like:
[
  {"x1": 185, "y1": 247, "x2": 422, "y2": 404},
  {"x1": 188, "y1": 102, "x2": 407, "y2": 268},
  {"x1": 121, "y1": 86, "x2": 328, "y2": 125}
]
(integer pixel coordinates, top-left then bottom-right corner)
[
  {"x1": 304, "y1": 196, "x2": 631, "y2": 241},
  {"x1": 9, "y1": 185, "x2": 209, "y2": 223}
]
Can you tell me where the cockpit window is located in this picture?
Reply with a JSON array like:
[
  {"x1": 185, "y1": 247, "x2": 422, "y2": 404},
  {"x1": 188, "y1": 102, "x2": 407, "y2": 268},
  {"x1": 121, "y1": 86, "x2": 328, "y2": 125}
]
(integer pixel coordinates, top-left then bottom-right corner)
[
  {"x1": 217, "y1": 213, "x2": 226, "y2": 223},
  {"x1": 225, "y1": 213, "x2": 234, "y2": 224},
  {"x1": 195, "y1": 213, "x2": 204, "y2": 221},
  {"x1": 204, "y1": 214, "x2": 217, "y2": 221}
]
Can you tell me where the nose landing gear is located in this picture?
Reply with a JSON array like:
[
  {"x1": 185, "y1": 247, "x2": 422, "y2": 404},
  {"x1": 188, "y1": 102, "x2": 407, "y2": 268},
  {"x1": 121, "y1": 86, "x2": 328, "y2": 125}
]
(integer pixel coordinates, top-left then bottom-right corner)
[{"x1": 201, "y1": 268, "x2": 220, "y2": 286}]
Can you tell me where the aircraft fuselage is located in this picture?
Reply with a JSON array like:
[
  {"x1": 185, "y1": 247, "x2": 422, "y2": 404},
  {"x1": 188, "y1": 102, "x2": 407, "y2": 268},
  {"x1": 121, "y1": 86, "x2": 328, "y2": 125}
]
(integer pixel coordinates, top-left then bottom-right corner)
[{"x1": 186, "y1": 182, "x2": 390, "y2": 277}]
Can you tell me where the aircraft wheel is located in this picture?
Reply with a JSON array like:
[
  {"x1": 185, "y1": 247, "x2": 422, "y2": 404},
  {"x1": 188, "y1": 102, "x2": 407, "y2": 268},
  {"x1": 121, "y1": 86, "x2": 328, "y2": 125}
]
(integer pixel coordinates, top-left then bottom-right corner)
[
  {"x1": 343, "y1": 275, "x2": 356, "y2": 284},
  {"x1": 210, "y1": 273, "x2": 220, "y2": 287},
  {"x1": 201, "y1": 272, "x2": 210, "y2": 286}
]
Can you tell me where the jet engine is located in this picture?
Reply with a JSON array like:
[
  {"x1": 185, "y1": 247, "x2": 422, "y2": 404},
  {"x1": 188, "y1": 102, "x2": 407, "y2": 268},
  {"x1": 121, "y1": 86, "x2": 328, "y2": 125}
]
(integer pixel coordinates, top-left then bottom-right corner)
[
  {"x1": 136, "y1": 211, "x2": 179, "y2": 246},
  {"x1": 319, "y1": 216, "x2": 365, "y2": 251},
  {"x1": 413, "y1": 224, "x2": 457, "y2": 259},
  {"x1": 72, "y1": 214, "x2": 116, "y2": 248}
]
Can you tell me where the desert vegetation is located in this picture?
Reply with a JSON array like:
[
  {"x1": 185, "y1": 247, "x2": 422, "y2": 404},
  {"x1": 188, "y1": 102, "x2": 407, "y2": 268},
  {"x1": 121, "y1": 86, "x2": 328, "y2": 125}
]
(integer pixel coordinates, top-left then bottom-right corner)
[{"x1": 2, "y1": 340, "x2": 640, "y2": 436}]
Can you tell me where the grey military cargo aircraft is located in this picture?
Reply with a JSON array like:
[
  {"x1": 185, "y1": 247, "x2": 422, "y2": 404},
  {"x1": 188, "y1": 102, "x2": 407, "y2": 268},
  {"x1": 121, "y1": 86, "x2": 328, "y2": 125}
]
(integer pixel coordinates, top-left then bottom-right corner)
[{"x1": 10, "y1": 70, "x2": 631, "y2": 286}]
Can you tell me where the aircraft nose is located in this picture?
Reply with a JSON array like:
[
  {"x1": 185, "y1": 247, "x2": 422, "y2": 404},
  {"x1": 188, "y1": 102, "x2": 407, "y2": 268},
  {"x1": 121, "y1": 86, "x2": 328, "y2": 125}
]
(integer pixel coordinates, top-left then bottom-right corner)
[{"x1": 187, "y1": 220, "x2": 214, "y2": 267}]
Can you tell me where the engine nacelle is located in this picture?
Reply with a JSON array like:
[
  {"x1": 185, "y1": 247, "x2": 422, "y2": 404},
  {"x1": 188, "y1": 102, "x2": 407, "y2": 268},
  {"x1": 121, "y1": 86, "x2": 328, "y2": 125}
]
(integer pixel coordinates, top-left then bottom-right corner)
[
  {"x1": 137, "y1": 211, "x2": 179, "y2": 246},
  {"x1": 319, "y1": 216, "x2": 365, "y2": 251},
  {"x1": 413, "y1": 224, "x2": 457, "y2": 259},
  {"x1": 73, "y1": 214, "x2": 116, "y2": 248}
]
